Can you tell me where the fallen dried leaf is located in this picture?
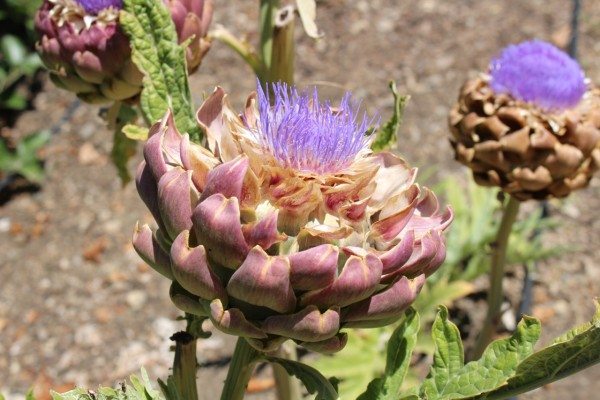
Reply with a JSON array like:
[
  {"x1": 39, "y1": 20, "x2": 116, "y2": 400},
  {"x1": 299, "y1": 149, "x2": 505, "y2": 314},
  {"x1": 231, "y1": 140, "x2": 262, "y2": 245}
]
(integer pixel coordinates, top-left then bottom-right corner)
[
  {"x1": 78, "y1": 142, "x2": 106, "y2": 165},
  {"x1": 83, "y1": 237, "x2": 109, "y2": 263},
  {"x1": 532, "y1": 304, "x2": 556, "y2": 323},
  {"x1": 246, "y1": 377, "x2": 275, "y2": 393},
  {"x1": 9, "y1": 222, "x2": 24, "y2": 236},
  {"x1": 25, "y1": 310, "x2": 40, "y2": 324}
]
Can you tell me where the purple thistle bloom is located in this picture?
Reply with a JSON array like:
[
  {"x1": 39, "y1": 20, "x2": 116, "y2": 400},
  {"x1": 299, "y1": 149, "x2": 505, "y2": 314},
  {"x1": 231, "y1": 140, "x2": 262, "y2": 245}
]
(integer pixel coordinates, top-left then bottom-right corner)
[
  {"x1": 76, "y1": 0, "x2": 123, "y2": 14},
  {"x1": 255, "y1": 81, "x2": 372, "y2": 175},
  {"x1": 489, "y1": 40, "x2": 586, "y2": 111}
]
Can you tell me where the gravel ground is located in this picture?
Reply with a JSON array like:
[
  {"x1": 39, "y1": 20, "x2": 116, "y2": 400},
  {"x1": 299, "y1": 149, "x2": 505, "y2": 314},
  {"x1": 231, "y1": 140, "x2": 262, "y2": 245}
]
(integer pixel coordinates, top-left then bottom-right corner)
[{"x1": 1, "y1": 1, "x2": 600, "y2": 399}]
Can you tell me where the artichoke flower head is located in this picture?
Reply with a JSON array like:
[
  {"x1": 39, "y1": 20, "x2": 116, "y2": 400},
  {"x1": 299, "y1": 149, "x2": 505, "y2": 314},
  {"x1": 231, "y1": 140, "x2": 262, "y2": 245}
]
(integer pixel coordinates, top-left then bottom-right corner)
[
  {"x1": 450, "y1": 40, "x2": 600, "y2": 200},
  {"x1": 134, "y1": 82, "x2": 453, "y2": 353},
  {"x1": 35, "y1": 0, "x2": 213, "y2": 104}
]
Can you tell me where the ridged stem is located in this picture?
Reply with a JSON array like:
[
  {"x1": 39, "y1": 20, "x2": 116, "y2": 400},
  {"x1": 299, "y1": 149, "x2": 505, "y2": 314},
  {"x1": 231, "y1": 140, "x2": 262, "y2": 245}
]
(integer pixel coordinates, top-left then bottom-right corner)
[
  {"x1": 471, "y1": 195, "x2": 520, "y2": 360},
  {"x1": 172, "y1": 319, "x2": 198, "y2": 400},
  {"x1": 259, "y1": 0, "x2": 279, "y2": 83},
  {"x1": 269, "y1": 6, "x2": 295, "y2": 86},
  {"x1": 220, "y1": 338, "x2": 261, "y2": 400},
  {"x1": 272, "y1": 342, "x2": 302, "y2": 400}
]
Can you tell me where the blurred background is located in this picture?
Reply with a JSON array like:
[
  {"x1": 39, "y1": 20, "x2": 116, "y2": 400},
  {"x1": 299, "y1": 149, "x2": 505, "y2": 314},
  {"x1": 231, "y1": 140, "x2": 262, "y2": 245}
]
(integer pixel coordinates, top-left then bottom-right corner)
[{"x1": 1, "y1": 0, "x2": 599, "y2": 399}]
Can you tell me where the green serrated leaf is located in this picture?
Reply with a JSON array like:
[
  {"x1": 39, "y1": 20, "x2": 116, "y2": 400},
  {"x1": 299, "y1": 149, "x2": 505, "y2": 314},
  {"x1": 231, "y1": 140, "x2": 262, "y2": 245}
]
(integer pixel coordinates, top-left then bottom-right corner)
[
  {"x1": 419, "y1": 310, "x2": 540, "y2": 400},
  {"x1": 49, "y1": 370, "x2": 164, "y2": 400},
  {"x1": 468, "y1": 301, "x2": 600, "y2": 399},
  {"x1": 120, "y1": 0, "x2": 201, "y2": 142},
  {"x1": 266, "y1": 357, "x2": 339, "y2": 400},
  {"x1": 420, "y1": 306, "x2": 464, "y2": 398},
  {"x1": 357, "y1": 308, "x2": 420, "y2": 400},
  {"x1": 370, "y1": 81, "x2": 409, "y2": 152}
]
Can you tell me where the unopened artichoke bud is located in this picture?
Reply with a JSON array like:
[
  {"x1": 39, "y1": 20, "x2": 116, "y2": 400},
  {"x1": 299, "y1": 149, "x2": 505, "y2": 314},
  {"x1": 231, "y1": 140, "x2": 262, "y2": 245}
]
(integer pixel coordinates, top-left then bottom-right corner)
[
  {"x1": 35, "y1": 0, "x2": 213, "y2": 104},
  {"x1": 164, "y1": 0, "x2": 213, "y2": 72},
  {"x1": 449, "y1": 40, "x2": 600, "y2": 200},
  {"x1": 133, "y1": 82, "x2": 453, "y2": 353}
]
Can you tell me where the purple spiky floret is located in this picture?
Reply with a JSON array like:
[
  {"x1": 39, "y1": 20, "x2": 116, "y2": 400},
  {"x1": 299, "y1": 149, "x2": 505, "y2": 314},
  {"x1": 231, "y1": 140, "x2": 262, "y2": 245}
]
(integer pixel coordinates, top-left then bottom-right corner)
[
  {"x1": 76, "y1": 0, "x2": 123, "y2": 14},
  {"x1": 489, "y1": 40, "x2": 586, "y2": 111},
  {"x1": 255, "y1": 81, "x2": 372, "y2": 175}
]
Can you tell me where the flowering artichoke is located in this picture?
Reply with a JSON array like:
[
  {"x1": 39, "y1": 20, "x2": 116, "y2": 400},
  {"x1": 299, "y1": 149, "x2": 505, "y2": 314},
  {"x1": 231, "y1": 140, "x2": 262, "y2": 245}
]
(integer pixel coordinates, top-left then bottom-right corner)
[
  {"x1": 449, "y1": 40, "x2": 600, "y2": 200},
  {"x1": 133, "y1": 83, "x2": 453, "y2": 353},
  {"x1": 35, "y1": 0, "x2": 213, "y2": 104}
]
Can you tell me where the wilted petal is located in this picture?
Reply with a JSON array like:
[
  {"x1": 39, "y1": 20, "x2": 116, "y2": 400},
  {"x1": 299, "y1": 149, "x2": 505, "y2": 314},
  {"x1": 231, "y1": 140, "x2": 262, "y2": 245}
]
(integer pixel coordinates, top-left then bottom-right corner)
[
  {"x1": 193, "y1": 193, "x2": 249, "y2": 268},
  {"x1": 300, "y1": 254, "x2": 383, "y2": 308},
  {"x1": 226, "y1": 247, "x2": 296, "y2": 314},
  {"x1": 288, "y1": 244, "x2": 338, "y2": 290},
  {"x1": 262, "y1": 306, "x2": 340, "y2": 342},
  {"x1": 171, "y1": 230, "x2": 227, "y2": 301},
  {"x1": 370, "y1": 153, "x2": 416, "y2": 208},
  {"x1": 370, "y1": 185, "x2": 420, "y2": 241},
  {"x1": 196, "y1": 87, "x2": 239, "y2": 160},
  {"x1": 209, "y1": 299, "x2": 267, "y2": 339},
  {"x1": 133, "y1": 223, "x2": 173, "y2": 280},
  {"x1": 343, "y1": 275, "x2": 425, "y2": 324},
  {"x1": 297, "y1": 224, "x2": 352, "y2": 250},
  {"x1": 403, "y1": 189, "x2": 454, "y2": 237}
]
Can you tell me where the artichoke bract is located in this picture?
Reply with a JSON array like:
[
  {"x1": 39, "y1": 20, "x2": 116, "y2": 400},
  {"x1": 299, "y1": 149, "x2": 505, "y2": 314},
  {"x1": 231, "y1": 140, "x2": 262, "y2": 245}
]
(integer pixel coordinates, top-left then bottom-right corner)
[
  {"x1": 449, "y1": 40, "x2": 600, "y2": 200},
  {"x1": 35, "y1": 0, "x2": 213, "y2": 104},
  {"x1": 133, "y1": 83, "x2": 453, "y2": 353}
]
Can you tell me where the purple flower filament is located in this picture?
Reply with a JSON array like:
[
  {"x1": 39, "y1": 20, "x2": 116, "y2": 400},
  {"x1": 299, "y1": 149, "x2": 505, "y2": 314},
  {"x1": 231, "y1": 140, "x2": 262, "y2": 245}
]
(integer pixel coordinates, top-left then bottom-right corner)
[
  {"x1": 256, "y1": 82, "x2": 372, "y2": 175},
  {"x1": 76, "y1": 0, "x2": 123, "y2": 14},
  {"x1": 489, "y1": 40, "x2": 586, "y2": 111}
]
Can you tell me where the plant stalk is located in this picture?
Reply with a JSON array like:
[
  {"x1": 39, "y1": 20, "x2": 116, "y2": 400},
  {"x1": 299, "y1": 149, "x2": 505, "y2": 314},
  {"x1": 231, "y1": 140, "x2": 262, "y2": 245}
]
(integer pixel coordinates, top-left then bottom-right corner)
[
  {"x1": 171, "y1": 327, "x2": 198, "y2": 400},
  {"x1": 259, "y1": 0, "x2": 279, "y2": 83},
  {"x1": 471, "y1": 195, "x2": 520, "y2": 360},
  {"x1": 272, "y1": 342, "x2": 302, "y2": 400},
  {"x1": 210, "y1": 27, "x2": 265, "y2": 77},
  {"x1": 220, "y1": 338, "x2": 261, "y2": 400},
  {"x1": 269, "y1": 6, "x2": 296, "y2": 86}
]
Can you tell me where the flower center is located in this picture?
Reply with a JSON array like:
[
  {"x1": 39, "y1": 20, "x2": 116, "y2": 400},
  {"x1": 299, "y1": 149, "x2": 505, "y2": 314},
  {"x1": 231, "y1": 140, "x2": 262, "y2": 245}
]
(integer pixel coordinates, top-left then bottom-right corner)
[
  {"x1": 76, "y1": 0, "x2": 123, "y2": 14},
  {"x1": 489, "y1": 40, "x2": 586, "y2": 111},
  {"x1": 255, "y1": 82, "x2": 371, "y2": 175}
]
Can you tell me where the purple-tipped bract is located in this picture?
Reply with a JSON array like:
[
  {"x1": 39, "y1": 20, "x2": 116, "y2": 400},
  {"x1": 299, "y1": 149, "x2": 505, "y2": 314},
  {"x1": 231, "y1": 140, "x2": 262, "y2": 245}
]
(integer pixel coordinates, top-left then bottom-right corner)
[
  {"x1": 76, "y1": 0, "x2": 123, "y2": 14},
  {"x1": 489, "y1": 40, "x2": 586, "y2": 111},
  {"x1": 255, "y1": 82, "x2": 371, "y2": 174}
]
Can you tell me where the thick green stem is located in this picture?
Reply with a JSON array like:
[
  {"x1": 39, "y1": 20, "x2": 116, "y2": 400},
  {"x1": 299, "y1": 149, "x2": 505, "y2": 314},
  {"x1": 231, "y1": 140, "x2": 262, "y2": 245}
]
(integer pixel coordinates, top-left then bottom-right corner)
[
  {"x1": 172, "y1": 326, "x2": 198, "y2": 400},
  {"x1": 269, "y1": 6, "x2": 295, "y2": 86},
  {"x1": 259, "y1": 0, "x2": 279, "y2": 83},
  {"x1": 272, "y1": 342, "x2": 302, "y2": 400},
  {"x1": 471, "y1": 195, "x2": 521, "y2": 360},
  {"x1": 220, "y1": 338, "x2": 261, "y2": 400}
]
